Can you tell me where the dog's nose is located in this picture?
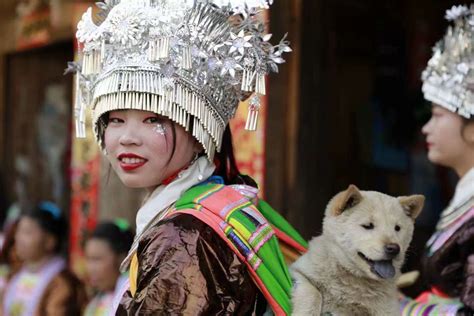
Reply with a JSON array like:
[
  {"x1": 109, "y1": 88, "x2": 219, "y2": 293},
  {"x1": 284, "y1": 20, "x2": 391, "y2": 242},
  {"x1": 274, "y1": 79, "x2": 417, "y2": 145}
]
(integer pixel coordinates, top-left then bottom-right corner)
[{"x1": 384, "y1": 243, "x2": 400, "y2": 257}]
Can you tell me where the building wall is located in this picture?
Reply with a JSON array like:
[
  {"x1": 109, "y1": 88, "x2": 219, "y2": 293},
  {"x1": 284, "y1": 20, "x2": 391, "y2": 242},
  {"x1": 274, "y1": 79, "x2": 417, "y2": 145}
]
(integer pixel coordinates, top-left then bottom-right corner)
[{"x1": 0, "y1": 6, "x2": 18, "y2": 169}]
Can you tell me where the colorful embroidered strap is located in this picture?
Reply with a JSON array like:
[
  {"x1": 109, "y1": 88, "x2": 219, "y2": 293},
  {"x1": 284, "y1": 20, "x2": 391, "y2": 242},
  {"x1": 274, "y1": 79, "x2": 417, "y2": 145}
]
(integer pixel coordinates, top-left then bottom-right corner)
[
  {"x1": 170, "y1": 183, "x2": 307, "y2": 316},
  {"x1": 400, "y1": 292, "x2": 463, "y2": 315},
  {"x1": 427, "y1": 206, "x2": 474, "y2": 256}
]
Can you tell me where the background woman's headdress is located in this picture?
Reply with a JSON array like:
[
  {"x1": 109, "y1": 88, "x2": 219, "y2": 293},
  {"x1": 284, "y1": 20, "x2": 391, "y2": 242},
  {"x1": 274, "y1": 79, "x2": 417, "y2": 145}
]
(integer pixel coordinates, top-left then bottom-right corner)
[
  {"x1": 71, "y1": 0, "x2": 291, "y2": 160},
  {"x1": 422, "y1": 4, "x2": 474, "y2": 118}
]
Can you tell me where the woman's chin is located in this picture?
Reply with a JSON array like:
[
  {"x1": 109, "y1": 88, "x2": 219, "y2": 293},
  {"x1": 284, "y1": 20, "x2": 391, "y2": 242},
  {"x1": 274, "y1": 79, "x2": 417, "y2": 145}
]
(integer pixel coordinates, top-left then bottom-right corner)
[
  {"x1": 427, "y1": 150, "x2": 441, "y2": 164},
  {"x1": 427, "y1": 151, "x2": 452, "y2": 168},
  {"x1": 118, "y1": 174, "x2": 160, "y2": 189}
]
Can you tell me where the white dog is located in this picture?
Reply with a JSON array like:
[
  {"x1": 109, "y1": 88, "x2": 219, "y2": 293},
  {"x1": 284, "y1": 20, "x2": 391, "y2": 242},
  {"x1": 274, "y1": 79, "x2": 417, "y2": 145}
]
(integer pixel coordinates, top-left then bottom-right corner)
[{"x1": 291, "y1": 185, "x2": 424, "y2": 316}]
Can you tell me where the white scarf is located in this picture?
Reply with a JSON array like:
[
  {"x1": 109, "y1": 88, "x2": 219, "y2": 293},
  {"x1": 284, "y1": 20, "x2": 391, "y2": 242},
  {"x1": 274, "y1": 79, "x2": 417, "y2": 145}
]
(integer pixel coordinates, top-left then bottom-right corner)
[
  {"x1": 436, "y1": 166, "x2": 474, "y2": 229},
  {"x1": 121, "y1": 156, "x2": 215, "y2": 271},
  {"x1": 450, "y1": 167, "x2": 474, "y2": 209}
]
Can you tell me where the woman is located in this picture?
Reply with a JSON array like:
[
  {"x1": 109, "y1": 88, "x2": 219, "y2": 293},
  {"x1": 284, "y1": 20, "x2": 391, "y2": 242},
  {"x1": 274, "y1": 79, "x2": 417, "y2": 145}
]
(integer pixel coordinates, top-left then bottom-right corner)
[
  {"x1": 84, "y1": 220, "x2": 133, "y2": 316},
  {"x1": 74, "y1": 0, "x2": 306, "y2": 315},
  {"x1": 401, "y1": 5, "x2": 474, "y2": 315},
  {"x1": 0, "y1": 220, "x2": 20, "y2": 310},
  {"x1": 2, "y1": 202, "x2": 86, "y2": 316}
]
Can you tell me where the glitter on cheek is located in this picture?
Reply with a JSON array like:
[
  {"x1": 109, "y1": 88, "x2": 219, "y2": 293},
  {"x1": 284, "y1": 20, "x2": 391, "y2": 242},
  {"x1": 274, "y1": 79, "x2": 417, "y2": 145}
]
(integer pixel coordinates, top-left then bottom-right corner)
[{"x1": 153, "y1": 123, "x2": 166, "y2": 135}]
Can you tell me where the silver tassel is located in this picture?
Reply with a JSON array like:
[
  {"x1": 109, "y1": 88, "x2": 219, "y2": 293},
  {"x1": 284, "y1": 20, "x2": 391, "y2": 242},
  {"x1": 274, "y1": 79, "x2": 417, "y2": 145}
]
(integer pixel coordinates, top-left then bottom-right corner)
[
  {"x1": 245, "y1": 95, "x2": 261, "y2": 131},
  {"x1": 74, "y1": 74, "x2": 86, "y2": 138},
  {"x1": 148, "y1": 40, "x2": 156, "y2": 61},
  {"x1": 255, "y1": 73, "x2": 266, "y2": 95},
  {"x1": 160, "y1": 38, "x2": 170, "y2": 59},
  {"x1": 82, "y1": 49, "x2": 101, "y2": 75},
  {"x1": 241, "y1": 68, "x2": 255, "y2": 92},
  {"x1": 241, "y1": 69, "x2": 248, "y2": 91},
  {"x1": 181, "y1": 46, "x2": 192, "y2": 69},
  {"x1": 148, "y1": 38, "x2": 170, "y2": 61}
]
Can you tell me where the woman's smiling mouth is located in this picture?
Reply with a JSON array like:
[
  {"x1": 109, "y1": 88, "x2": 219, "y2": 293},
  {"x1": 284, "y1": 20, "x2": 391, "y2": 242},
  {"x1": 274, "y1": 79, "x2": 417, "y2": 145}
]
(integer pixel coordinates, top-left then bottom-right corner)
[{"x1": 118, "y1": 153, "x2": 148, "y2": 171}]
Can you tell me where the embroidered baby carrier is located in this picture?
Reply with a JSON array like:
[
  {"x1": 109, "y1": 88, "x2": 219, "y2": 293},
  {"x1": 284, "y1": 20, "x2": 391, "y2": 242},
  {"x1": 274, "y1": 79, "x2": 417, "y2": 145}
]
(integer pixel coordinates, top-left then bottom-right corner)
[
  {"x1": 169, "y1": 182, "x2": 308, "y2": 316},
  {"x1": 400, "y1": 198, "x2": 474, "y2": 315}
]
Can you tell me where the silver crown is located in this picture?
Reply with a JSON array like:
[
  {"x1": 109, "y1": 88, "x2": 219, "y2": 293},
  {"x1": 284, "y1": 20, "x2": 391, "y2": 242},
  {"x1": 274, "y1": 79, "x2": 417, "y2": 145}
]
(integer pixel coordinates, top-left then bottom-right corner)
[
  {"x1": 71, "y1": 0, "x2": 291, "y2": 160},
  {"x1": 422, "y1": 4, "x2": 474, "y2": 118}
]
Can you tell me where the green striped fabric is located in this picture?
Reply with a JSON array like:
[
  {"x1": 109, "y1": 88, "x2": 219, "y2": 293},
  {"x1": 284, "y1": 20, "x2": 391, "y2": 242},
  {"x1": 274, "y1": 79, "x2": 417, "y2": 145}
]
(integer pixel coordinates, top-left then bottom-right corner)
[{"x1": 172, "y1": 183, "x2": 306, "y2": 315}]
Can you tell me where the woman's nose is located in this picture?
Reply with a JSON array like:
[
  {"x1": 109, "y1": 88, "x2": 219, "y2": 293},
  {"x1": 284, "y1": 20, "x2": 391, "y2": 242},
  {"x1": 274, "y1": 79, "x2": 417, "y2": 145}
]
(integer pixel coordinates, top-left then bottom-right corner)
[
  {"x1": 119, "y1": 124, "x2": 142, "y2": 146},
  {"x1": 421, "y1": 118, "x2": 432, "y2": 135}
]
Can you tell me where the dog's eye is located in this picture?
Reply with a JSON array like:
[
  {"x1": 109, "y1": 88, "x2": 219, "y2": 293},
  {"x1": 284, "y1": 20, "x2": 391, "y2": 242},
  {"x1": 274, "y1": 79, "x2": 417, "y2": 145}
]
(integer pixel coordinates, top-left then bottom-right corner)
[
  {"x1": 361, "y1": 223, "x2": 374, "y2": 230},
  {"x1": 395, "y1": 225, "x2": 401, "y2": 232}
]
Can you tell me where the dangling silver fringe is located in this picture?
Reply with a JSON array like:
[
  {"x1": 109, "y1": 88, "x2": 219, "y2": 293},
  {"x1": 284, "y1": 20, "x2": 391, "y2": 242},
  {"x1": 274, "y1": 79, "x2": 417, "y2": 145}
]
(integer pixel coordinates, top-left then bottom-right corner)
[
  {"x1": 92, "y1": 80, "x2": 225, "y2": 159},
  {"x1": 245, "y1": 95, "x2": 261, "y2": 131},
  {"x1": 148, "y1": 38, "x2": 170, "y2": 61},
  {"x1": 181, "y1": 46, "x2": 192, "y2": 69},
  {"x1": 241, "y1": 68, "x2": 256, "y2": 92},
  {"x1": 82, "y1": 49, "x2": 101, "y2": 75},
  {"x1": 74, "y1": 74, "x2": 86, "y2": 138},
  {"x1": 255, "y1": 73, "x2": 266, "y2": 95},
  {"x1": 245, "y1": 108, "x2": 259, "y2": 131}
]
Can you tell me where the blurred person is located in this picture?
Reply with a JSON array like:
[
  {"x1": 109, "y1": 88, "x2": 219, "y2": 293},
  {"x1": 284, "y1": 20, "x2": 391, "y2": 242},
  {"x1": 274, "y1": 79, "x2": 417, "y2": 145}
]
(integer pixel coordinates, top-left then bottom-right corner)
[
  {"x1": 0, "y1": 170, "x2": 8, "y2": 234},
  {"x1": 84, "y1": 220, "x2": 133, "y2": 316},
  {"x1": 72, "y1": 1, "x2": 307, "y2": 315},
  {"x1": 400, "y1": 5, "x2": 474, "y2": 315},
  {"x1": 0, "y1": 220, "x2": 21, "y2": 309},
  {"x1": 2, "y1": 201, "x2": 86, "y2": 316}
]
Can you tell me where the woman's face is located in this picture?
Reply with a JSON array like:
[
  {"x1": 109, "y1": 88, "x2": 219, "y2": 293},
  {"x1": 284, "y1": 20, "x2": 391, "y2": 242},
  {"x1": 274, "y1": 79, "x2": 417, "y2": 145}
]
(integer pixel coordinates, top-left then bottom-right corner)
[
  {"x1": 422, "y1": 104, "x2": 468, "y2": 169},
  {"x1": 85, "y1": 239, "x2": 121, "y2": 292},
  {"x1": 14, "y1": 217, "x2": 54, "y2": 263},
  {"x1": 104, "y1": 110, "x2": 198, "y2": 190}
]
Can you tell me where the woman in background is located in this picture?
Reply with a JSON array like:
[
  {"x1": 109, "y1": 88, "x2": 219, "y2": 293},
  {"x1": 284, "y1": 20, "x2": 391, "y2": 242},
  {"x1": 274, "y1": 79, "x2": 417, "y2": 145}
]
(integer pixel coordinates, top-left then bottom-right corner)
[
  {"x1": 401, "y1": 5, "x2": 474, "y2": 315},
  {"x1": 2, "y1": 202, "x2": 86, "y2": 316},
  {"x1": 84, "y1": 220, "x2": 133, "y2": 316}
]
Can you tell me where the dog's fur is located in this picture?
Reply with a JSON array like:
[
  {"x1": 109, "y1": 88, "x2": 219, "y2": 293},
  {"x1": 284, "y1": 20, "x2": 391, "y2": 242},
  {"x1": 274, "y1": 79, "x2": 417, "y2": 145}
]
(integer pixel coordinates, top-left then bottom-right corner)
[{"x1": 291, "y1": 185, "x2": 424, "y2": 315}]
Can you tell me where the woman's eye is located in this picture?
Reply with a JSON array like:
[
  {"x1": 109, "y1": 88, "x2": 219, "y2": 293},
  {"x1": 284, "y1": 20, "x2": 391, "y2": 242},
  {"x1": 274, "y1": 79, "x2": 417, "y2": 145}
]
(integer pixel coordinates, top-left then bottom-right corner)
[
  {"x1": 109, "y1": 117, "x2": 123, "y2": 124},
  {"x1": 144, "y1": 116, "x2": 161, "y2": 123},
  {"x1": 361, "y1": 223, "x2": 374, "y2": 230}
]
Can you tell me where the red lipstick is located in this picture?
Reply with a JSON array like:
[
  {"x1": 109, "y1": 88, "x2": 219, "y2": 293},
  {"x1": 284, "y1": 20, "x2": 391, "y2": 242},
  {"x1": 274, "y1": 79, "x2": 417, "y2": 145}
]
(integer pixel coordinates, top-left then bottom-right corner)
[{"x1": 118, "y1": 153, "x2": 148, "y2": 171}]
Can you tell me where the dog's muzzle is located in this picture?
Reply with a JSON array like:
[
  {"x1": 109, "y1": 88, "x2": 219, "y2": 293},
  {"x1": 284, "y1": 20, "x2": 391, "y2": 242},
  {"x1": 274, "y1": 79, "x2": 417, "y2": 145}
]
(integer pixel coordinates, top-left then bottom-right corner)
[{"x1": 357, "y1": 252, "x2": 396, "y2": 279}]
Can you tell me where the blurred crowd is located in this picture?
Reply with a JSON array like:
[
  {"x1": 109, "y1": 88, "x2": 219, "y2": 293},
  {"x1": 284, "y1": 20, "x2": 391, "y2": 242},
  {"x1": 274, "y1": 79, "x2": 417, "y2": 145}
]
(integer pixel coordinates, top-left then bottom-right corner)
[{"x1": 0, "y1": 201, "x2": 134, "y2": 316}]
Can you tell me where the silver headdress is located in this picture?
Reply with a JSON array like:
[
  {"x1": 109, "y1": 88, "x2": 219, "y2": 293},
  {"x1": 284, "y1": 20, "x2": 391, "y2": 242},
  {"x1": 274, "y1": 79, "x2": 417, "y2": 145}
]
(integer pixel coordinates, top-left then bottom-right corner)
[
  {"x1": 72, "y1": 0, "x2": 291, "y2": 160},
  {"x1": 422, "y1": 4, "x2": 474, "y2": 118}
]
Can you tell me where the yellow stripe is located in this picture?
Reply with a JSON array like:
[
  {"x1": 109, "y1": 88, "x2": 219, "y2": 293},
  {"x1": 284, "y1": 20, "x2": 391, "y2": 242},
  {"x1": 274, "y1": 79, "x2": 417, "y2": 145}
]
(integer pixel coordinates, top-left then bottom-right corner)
[
  {"x1": 129, "y1": 253, "x2": 139, "y2": 297},
  {"x1": 224, "y1": 201, "x2": 252, "y2": 221},
  {"x1": 228, "y1": 218, "x2": 252, "y2": 245},
  {"x1": 194, "y1": 184, "x2": 223, "y2": 204}
]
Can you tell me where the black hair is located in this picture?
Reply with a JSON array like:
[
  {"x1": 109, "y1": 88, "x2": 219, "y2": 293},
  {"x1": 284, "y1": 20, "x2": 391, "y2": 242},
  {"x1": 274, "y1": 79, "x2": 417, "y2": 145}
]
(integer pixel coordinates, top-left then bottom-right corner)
[
  {"x1": 213, "y1": 126, "x2": 258, "y2": 187},
  {"x1": 168, "y1": 123, "x2": 177, "y2": 164},
  {"x1": 22, "y1": 202, "x2": 66, "y2": 253},
  {"x1": 162, "y1": 121, "x2": 257, "y2": 187},
  {"x1": 90, "y1": 221, "x2": 134, "y2": 255}
]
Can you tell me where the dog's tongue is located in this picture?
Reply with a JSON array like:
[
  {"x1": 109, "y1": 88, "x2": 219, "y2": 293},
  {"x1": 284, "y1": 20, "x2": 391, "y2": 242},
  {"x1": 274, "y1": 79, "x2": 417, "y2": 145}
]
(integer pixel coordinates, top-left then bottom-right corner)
[{"x1": 372, "y1": 261, "x2": 395, "y2": 279}]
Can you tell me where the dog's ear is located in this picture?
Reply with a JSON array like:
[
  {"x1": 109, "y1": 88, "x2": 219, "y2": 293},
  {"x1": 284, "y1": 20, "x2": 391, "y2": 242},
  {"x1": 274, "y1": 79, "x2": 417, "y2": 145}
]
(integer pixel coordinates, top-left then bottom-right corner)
[
  {"x1": 398, "y1": 195, "x2": 425, "y2": 220},
  {"x1": 332, "y1": 184, "x2": 363, "y2": 216}
]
